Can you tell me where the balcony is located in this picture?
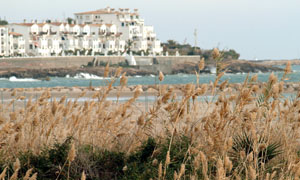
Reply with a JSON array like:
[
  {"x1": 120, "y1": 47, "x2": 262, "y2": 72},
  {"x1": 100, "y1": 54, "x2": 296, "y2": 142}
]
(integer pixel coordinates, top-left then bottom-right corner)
[
  {"x1": 39, "y1": 32, "x2": 48, "y2": 36},
  {"x1": 106, "y1": 32, "x2": 115, "y2": 36}
]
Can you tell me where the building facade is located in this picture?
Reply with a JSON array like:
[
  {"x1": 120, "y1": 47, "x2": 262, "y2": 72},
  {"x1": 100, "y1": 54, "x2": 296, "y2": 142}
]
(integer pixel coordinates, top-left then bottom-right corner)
[
  {"x1": 0, "y1": 25, "x2": 9, "y2": 56},
  {"x1": 1, "y1": 7, "x2": 162, "y2": 57},
  {"x1": 74, "y1": 7, "x2": 162, "y2": 54}
]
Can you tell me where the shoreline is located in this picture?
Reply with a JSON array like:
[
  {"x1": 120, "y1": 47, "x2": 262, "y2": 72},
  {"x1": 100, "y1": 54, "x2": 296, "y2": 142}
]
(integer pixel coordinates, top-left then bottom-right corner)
[
  {"x1": 0, "y1": 81, "x2": 299, "y2": 97},
  {"x1": 0, "y1": 60, "x2": 283, "y2": 79}
]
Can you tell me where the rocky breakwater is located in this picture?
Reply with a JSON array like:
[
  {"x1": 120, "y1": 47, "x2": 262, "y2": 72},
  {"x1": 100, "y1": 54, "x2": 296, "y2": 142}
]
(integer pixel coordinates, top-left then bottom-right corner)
[
  {"x1": 0, "y1": 67, "x2": 153, "y2": 79},
  {"x1": 257, "y1": 59, "x2": 300, "y2": 66},
  {"x1": 0, "y1": 60, "x2": 282, "y2": 79},
  {"x1": 172, "y1": 60, "x2": 283, "y2": 74}
]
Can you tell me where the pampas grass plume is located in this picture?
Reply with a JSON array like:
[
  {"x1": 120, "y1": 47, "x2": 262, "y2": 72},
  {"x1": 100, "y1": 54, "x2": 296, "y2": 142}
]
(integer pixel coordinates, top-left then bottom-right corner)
[
  {"x1": 120, "y1": 72, "x2": 128, "y2": 87},
  {"x1": 198, "y1": 57, "x2": 205, "y2": 70},
  {"x1": 23, "y1": 168, "x2": 33, "y2": 180},
  {"x1": 29, "y1": 173, "x2": 37, "y2": 180},
  {"x1": 0, "y1": 167, "x2": 7, "y2": 179},
  {"x1": 68, "y1": 143, "x2": 76, "y2": 162},
  {"x1": 81, "y1": 171, "x2": 86, "y2": 180},
  {"x1": 159, "y1": 71, "x2": 164, "y2": 82},
  {"x1": 212, "y1": 48, "x2": 220, "y2": 59}
]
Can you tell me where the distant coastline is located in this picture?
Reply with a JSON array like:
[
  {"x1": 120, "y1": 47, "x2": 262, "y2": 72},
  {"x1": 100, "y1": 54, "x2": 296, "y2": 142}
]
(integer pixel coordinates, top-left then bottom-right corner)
[{"x1": 0, "y1": 56, "x2": 283, "y2": 78}]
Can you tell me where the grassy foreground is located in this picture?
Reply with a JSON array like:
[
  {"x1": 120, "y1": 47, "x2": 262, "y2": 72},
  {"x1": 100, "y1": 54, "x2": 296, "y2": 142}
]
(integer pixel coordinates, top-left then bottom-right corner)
[{"x1": 0, "y1": 62, "x2": 300, "y2": 180}]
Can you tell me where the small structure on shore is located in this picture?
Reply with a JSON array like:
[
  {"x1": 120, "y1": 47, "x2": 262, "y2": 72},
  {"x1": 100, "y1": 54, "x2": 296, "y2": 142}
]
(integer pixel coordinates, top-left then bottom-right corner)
[{"x1": 125, "y1": 54, "x2": 137, "y2": 66}]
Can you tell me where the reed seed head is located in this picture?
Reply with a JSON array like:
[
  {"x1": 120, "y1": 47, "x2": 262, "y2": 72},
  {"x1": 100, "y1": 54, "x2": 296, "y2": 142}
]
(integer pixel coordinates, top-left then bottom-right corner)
[
  {"x1": 212, "y1": 48, "x2": 220, "y2": 59},
  {"x1": 198, "y1": 57, "x2": 205, "y2": 70},
  {"x1": 159, "y1": 71, "x2": 164, "y2": 82}
]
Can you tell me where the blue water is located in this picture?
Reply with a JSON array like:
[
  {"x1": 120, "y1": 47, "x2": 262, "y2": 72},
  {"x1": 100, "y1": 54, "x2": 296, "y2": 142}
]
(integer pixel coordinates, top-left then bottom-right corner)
[{"x1": 0, "y1": 65, "x2": 300, "y2": 88}]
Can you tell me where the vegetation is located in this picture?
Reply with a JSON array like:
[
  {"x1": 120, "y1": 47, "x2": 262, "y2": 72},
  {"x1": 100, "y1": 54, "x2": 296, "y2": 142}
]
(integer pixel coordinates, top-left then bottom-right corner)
[
  {"x1": 0, "y1": 19, "x2": 8, "y2": 25},
  {"x1": 162, "y1": 39, "x2": 240, "y2": 60},
  {"x1": 0, "y1": 61, "x2": 299, "y2": 179},
  {"x1": 66, "y1": 17, "x2": 74, "y2": 24}
]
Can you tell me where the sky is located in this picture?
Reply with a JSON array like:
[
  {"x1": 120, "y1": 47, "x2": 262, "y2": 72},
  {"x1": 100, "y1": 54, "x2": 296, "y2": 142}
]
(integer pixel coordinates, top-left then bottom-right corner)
[{"x1": 1, "y1": 0, "x2": 300, "y2": 60}]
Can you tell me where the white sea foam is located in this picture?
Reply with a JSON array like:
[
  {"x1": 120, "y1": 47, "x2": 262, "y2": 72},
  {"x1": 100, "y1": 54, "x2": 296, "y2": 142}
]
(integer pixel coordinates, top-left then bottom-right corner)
[
  {"x1": 8, "y1": 76, "x2": 40, "y2": 82},
  {"x1": 135, "y1": 75, "x2": 142, "y2": 78},
  {"x1": 149, "y1": 74, "x2": 155, "y2": 77},
  {"x1": 65, "y1": 74, "x2": 70, "y2": 78},
  {"x1": 73, "y1": 73, "x2": 109, "y2": 80}
]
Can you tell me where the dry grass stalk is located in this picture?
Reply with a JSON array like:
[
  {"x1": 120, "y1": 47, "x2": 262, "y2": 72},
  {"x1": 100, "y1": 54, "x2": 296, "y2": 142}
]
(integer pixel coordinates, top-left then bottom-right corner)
[{"x1": 0, "y1": 68, "x2": 299, "y2": 179}]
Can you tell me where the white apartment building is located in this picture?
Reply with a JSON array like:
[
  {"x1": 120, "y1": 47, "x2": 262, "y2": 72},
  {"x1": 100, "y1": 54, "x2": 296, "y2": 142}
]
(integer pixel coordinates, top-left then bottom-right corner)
[
  {"x1": 0, "y1": 26, "x2": 26, "y2": 56},
  {"x1": 1, "y1": 7, "x2": 162, "y2": 57},
  {"x1": 74, "y1": 7, "x2": 162, "y2": 54},
  {"x1": 0, "y1": 25, "x2": 9, "y2": 56},
  {"x1": 8, "y1": 32, "x2": 25, "y2": 56}
]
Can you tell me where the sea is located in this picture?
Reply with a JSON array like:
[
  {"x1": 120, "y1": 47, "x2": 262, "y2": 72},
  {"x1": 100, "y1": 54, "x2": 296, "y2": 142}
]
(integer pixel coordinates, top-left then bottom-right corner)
[{"x1": 0, "y1": 65, "x2": 299, "y2": 89}]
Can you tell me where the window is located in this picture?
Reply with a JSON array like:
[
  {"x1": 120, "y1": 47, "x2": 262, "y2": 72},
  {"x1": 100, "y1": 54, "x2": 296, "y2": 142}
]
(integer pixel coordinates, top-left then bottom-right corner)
[
  {"x1": 29, "y1": 44, "x2": 33, "y2": 49},
  {"x1": 103, "y1": 44, "x2": 105, "y2": 49},
  {"x1": 121, "y1": 22, "x2": 124, "y2": 27}
]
